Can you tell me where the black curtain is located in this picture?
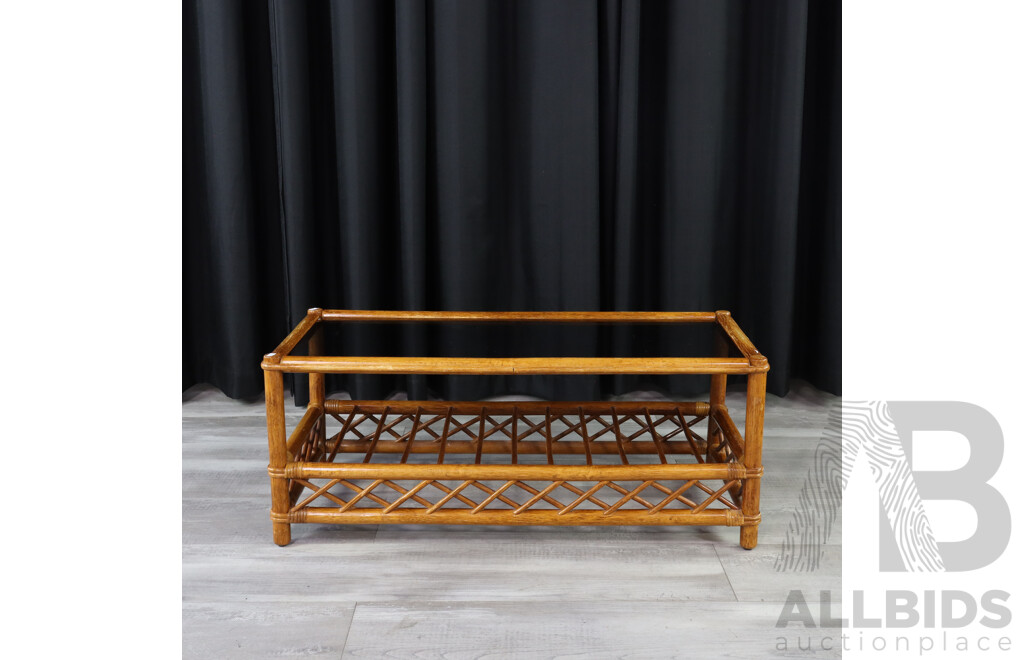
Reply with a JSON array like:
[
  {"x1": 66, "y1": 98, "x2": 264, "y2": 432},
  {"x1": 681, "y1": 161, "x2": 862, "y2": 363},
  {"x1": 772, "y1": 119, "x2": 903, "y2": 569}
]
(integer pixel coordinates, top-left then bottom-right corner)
[{"x1": 184, "y1": 0, "x2": 840, "y2": 403}]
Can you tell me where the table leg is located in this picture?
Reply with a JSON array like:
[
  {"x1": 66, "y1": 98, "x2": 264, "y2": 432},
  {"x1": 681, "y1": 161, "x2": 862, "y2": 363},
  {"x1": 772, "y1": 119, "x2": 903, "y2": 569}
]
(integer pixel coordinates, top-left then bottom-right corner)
[
  {"x1": 740, "y1": 369, "x2": 766, "y2": 549},
  {"x1": 265, "y1": 369, "x2": 291, "y2": 546},
  {"x1": 708, "y1": 327, "x2": 729, "y2": 462}
]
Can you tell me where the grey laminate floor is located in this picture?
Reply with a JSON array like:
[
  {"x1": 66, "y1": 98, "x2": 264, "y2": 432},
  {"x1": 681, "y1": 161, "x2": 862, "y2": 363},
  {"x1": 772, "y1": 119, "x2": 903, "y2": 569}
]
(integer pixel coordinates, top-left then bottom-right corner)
[{"x1": 183, "y1": 383, "x2": 840, "y2": 659}]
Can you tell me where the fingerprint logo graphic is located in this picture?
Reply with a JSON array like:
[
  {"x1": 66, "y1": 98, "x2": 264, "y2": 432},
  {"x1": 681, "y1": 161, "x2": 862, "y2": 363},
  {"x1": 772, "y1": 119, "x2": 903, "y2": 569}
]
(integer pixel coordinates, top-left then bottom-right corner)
[
  {"x1": 776, "y1": 401, "x2": 945, "y2": 573},
  {"x1": 774, "y1": 402, "x2": 842, "y2": 572}
]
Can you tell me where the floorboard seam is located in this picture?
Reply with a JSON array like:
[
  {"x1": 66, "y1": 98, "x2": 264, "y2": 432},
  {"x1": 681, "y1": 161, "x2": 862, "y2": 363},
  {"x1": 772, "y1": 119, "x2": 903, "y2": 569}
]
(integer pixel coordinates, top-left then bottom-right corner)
[
  {"x1": 342, "y1": 599, "x2": 804, "y2": 605},
  {"x1": 712, "y1": 543, "x2": 740, "y2": 602},
  {"x1": 339, "y1": 602, "x2": 358, "y2": 657}
]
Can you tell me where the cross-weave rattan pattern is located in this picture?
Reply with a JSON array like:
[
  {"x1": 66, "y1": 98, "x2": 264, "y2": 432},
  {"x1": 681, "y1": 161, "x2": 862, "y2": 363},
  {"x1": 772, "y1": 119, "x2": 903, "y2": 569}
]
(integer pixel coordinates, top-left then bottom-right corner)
[
  {"x1": 288, "y1": 476, "x2": 741, "y2": 515},
  {"x1": 283, "y1": 402, "x2": 743, "y2": 515},
  {"x1": 301, "y1": 402, "x2": 717, "y2": 466}
]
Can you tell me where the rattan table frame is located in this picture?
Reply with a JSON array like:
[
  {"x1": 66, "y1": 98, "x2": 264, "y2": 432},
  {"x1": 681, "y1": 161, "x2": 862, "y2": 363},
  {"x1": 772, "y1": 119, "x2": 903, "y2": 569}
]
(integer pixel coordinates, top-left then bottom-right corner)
[{"x1": 261, "y1": 309, "x2": 769, "y2": 549}]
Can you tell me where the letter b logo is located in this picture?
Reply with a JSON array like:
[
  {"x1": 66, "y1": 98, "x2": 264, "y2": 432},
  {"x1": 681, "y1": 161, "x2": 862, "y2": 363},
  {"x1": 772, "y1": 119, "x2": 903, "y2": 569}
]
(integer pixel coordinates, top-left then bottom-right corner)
[{"x1": 882, "y1": 402, "x2": 1010, "y2": 571}]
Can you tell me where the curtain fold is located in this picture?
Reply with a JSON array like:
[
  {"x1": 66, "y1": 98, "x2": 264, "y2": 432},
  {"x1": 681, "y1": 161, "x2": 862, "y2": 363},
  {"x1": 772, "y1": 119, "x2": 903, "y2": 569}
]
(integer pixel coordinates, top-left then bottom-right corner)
[{"x1": 183, "y1": 0, "x2": 841, "y2": 402}]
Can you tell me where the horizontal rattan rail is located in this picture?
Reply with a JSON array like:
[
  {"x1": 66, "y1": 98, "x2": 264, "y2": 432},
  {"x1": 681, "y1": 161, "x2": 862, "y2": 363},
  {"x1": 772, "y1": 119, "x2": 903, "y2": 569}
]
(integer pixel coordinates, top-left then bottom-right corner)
[{"x1": 262, "y1": 309, "x2": 768, "y2": 549}]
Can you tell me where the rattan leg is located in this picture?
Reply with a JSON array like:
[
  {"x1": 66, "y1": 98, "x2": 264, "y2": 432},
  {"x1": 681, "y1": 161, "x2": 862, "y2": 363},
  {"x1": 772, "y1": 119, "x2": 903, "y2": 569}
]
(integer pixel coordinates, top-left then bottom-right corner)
[
  {"x1": 740, "y1": 368, "x2": 766, "y2": 549},
  {"x1": 308, "y1": 323, "x2": 327, "y2": 451},
  {"x1": 708, "y1": 327, "x2": 728, "y2": 461},
  {"x1": 265, "y1": 369, "x2": 291, "y2": 546}
]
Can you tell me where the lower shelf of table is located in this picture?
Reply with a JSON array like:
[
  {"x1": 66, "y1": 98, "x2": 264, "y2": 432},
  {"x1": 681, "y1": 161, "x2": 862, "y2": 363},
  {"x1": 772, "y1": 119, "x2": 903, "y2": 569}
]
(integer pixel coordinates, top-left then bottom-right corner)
[{"x1": 273, "y1": 399, "x2": 759, "y2": 529}]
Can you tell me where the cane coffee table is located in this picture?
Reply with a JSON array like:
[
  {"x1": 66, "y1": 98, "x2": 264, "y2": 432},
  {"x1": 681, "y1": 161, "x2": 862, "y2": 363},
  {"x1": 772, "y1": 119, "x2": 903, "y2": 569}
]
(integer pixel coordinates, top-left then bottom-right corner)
[{"x1": 261, "y1": 309, "x2": 768, "y2": 548}]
